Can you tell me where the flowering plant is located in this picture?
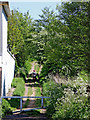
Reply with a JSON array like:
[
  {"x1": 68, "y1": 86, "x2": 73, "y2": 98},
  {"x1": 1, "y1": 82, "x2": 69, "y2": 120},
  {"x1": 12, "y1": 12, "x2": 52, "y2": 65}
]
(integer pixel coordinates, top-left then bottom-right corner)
[{"x1": 43, "y1": 74, "x2": 89, "y2": 119}]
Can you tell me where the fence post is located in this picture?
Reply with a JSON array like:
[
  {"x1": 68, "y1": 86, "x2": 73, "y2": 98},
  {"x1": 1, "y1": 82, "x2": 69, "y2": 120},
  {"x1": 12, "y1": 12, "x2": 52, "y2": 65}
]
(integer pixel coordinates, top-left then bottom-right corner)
[
  {"x1": 41, "y1": 97, "x2": 43, "y2": 108},
  {"x1": 20, "y1": 98, "x2": 22, "y2": 112}
]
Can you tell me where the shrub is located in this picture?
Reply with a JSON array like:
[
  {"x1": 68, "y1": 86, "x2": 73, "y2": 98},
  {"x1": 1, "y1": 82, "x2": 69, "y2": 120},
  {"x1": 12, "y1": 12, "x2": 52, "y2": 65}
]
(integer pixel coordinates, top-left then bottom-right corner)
[
  {"x1": 43, "y1": 80, "x2": 66, "y2": 117},
  {"x1": 15, "y1": 59, "x2": 32, "y2": 80},
  {"x1": 8, "y1": 98, "x2": 20, "y2": 109},
  {"x1": 43, "y1": 76, "x2": 89, "y2": 119},
  {"x1": 20, "y1": 59, "x2": 32, "y2": 79},
  {"x1": 39, "y1": 64, "x2": 50, "y2": 84},
  {"x1": 2, "y1": 99, "x2": 12, "y2": 117},
  {"x1": 24, "y1": 59, "x2": 32, "y2": 74}
]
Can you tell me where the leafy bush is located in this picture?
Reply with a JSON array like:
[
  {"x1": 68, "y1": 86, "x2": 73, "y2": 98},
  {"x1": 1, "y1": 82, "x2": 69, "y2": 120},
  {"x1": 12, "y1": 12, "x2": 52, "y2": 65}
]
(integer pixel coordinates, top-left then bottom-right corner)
[
  {"x1": 20, "y1": 59, "x2": 32, "y2": 79},
  {"x1": 15, "y1": 59, "x2": 32, "y2": 80},
  {"x1": 0, "y1": 102, "x2": 1, "y2": 118},
  {"x1": 25, "y1": 59, "x2": 32, "y2": 74},
  {"x1": 39, "y1": 63, "x2": 50, "y2": 84},
  {"x1": 8, "y1": 98, "x2": 20, "y2": 109},
  {"x1": 43, "y1": 80, "x2": 66, "y2": 117},
  {"x1": 2, "y1": 99, "x2": 13, "y2": 117},
  {"x1": 43, "y1": 76, "x2": 89, "y2": 119}
]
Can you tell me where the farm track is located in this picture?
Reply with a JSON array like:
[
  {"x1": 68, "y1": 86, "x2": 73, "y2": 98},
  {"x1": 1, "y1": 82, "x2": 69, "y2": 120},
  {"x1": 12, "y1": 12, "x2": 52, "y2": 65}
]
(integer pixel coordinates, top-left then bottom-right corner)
[{"x1": 2, "y1": 62, "x2": 49, "y2": 120}]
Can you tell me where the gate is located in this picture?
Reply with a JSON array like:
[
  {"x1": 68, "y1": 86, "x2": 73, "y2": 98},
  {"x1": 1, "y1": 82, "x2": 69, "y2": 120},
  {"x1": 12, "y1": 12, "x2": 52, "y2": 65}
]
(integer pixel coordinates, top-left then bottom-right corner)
[{"x1": 1, "y1": 96, "x2": 50, "y2": 113}]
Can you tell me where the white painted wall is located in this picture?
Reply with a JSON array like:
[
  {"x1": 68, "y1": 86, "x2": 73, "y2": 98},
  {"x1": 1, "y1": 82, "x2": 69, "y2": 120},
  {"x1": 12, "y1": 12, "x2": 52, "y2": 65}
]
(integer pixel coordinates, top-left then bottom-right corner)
[
  {"x1": 1, "y1": 7, "x2": 15, "y2": 96},
  {"x1": 4, "y1": 51, "x2": 15, "y2": 95}
]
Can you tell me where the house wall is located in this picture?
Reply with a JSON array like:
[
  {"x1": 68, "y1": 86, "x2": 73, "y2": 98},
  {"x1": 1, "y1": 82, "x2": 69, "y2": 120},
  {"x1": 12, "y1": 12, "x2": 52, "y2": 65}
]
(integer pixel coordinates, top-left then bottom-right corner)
[
  {"x1": 1, "y1": 6, "x2": 15, "y2": 96},
  {"x1": 3, "y1": 51, "x2": 15, "y2": 95},
  {"x1": 0, "y1": 5, "x2": 2, "y2": 96},
  {"x1": 0, "y1": 5, "x2": 2, "y2": 56}
]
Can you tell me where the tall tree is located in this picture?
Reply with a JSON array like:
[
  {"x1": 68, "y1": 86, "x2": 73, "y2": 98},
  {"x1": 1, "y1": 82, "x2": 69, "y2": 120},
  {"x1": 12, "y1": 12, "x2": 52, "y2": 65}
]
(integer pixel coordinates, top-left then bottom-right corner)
[
  {"x1": 34, "y1": 2, "x2": 90, "y2": 76},
  {"x1": 57, "y1": 2, "x2": 90, "y2": 71},
  {"x1": 8, "y1": 10, "x2": 34, "y2": 67}
]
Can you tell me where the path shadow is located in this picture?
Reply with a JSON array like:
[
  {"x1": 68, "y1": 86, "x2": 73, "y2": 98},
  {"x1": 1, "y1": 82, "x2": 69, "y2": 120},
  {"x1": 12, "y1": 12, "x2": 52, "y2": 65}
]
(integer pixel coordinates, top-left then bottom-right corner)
[
  {"x1": 2, "y1": 110, "x2": 49, "y2": 120},
  {"x1": 25, "y1": 78, "x2": 39, "y2": 83},
  {"x1": 23, "y1": 99, "x2": 39, "y2": 108},
  {"x1": 26, "y1": 83, "x2": 40, "y2": 87},
  {"x1": 25, "y1": 78, "x2": 32, "y2": 83}
]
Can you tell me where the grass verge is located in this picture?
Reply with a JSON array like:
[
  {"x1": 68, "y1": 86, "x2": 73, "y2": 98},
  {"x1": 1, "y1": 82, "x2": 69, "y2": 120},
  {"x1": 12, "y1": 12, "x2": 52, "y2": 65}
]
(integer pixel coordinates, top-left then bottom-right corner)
[{"x1": 8, "y1": 77, "x2": 25, "y2": 109}]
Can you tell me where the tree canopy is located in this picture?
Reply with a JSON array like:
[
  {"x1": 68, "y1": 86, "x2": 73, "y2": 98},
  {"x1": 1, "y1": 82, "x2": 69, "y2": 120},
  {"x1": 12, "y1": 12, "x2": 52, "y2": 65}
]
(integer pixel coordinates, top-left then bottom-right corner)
[{"x1": 8, "y1": 2, "x2": 90, "y2": 77}]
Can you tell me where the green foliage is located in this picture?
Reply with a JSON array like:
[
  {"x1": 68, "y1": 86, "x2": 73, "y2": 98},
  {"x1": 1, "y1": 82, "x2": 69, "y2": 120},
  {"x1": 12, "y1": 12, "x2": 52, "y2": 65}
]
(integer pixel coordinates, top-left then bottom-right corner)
[
  {"x1": 56, "y1": 2, "x2": 90, "y2": 72},
  {"x1": 43, "y1": 76, "x2": 89, "y2": 119},
  {"x1": 43, "y1": 80, "x2": 66, "y2": 117},
  {"x1": 19, "y1": 59, "x2": 32, "y2": 79},
  {"x1": 8, "y1": 2, "x2": 89, "y2": 78},
  {"x1": 8, "y1": 10, "x2": 26, "y2": 68},
  {"x1": 8, "y1": 98, "x2": 20, "y2": 109},
  {"x1": 79, "y1": 70, "x2": 89, "y2": 82},
  {"x1": 33, "y1": 2, "x2": 90, "y2": 77},
  {"x1": 0, "y1": 102, "x2": 1, "y2": 118},
  {"x1": 25, "y1": 59, "x2": 32, "y2": 74},
  {"x1": 2, "y1": 99, "x2": 12, "y2": 117},
  {"x1": 52, "y1": 80, "x2": 89, "y2": 119},
  {"x1": 8, "y1": 10, "x2": 34, "y2": 77},
  {"x1": 39, "y1": 62, "x2": 60, "y2": 84}
]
